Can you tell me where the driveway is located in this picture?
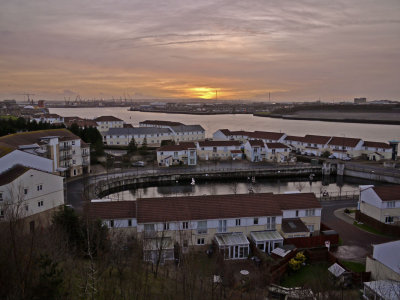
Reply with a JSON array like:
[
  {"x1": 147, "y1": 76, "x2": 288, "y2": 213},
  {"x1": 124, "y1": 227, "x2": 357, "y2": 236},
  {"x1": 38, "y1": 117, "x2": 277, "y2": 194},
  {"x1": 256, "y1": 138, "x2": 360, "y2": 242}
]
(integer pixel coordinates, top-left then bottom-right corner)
[{"x1": 321, "y1": 199, "x2": 394, "y2": 260}]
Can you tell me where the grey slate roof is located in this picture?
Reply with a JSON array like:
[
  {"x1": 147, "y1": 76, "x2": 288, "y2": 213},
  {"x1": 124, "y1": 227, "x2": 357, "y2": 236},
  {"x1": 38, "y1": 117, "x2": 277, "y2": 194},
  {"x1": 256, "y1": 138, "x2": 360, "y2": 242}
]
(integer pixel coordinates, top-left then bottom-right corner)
[
  {"x1": 106, "y1": 127, "x2": 173, "y2": 136},
  {"x1": 170, "y1": 125, "x2": 205, "y2": 133}
]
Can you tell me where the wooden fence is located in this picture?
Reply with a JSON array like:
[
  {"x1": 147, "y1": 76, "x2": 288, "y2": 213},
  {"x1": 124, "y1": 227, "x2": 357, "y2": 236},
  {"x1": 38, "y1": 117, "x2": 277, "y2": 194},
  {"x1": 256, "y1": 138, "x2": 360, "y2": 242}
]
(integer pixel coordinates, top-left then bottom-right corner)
[{"x1": 355, "y1": 211, "x2": 400, "y2": 237}]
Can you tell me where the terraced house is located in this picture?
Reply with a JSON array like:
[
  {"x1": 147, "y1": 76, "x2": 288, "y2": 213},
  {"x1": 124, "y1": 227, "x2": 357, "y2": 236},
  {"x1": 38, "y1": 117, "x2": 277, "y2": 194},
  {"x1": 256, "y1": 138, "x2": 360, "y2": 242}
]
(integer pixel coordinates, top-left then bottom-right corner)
[
  {"x1": 94, "y1": 115, "x2": 124, "y2": 133},
  {"x1": 157, "y1": 142, "x2": 197, "y2": 166},
  {"x1": 0, "y1": 129, "x2": 90, "y2": 177},
  {"x1": 197, "y1": 140, "x2": 242, "y2": 160},
  {"x1": 87, "y1": 192, "x2": 322, "y2": 262}
]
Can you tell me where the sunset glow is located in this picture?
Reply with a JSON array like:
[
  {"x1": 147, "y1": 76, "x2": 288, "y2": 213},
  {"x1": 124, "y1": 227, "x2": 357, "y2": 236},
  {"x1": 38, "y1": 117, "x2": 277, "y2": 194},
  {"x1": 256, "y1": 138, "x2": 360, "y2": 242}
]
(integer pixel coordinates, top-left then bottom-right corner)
[
  {"x1": 188, "y1": 87, "x2": 218, "y2": 99},
  {"x1": 0, "y1": 1, "x2": 399, "y2": 101}
]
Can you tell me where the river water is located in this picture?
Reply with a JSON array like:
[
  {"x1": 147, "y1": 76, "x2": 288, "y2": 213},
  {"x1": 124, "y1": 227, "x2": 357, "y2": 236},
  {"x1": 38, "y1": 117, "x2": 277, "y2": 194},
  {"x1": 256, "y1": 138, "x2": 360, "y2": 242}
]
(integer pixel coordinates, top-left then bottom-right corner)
[
  {"x1": 50, "y1": 107, "x2": 400, "y2": 142},
  {"x1": 105, "y1": 175, "x2": 383, "y2": 201}
]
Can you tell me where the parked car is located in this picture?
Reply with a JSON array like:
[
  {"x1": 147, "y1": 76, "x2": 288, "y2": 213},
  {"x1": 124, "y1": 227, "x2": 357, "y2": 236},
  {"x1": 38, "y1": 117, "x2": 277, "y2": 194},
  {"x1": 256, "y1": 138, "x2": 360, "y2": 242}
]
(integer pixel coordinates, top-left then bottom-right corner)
[
  {"x1": 328, "y1": 155, "x2": 336, "y2": 159},
  {"x1": 342, "y1": 157, "x2": 351, "y2": 161},
  {"x1": 132, "y1": 161, "x2": 145, "y2": 167}
]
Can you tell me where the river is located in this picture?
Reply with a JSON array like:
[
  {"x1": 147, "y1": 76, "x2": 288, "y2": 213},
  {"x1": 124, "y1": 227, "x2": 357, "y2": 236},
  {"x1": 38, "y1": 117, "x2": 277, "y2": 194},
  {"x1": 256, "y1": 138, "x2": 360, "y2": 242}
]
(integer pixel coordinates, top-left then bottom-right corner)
[
  {"x1": 105, "y1": 175, "x2": 383, "y2": 201},
  {"x1": 50, "y1": 107, "x2": 400, "y2": 142}
]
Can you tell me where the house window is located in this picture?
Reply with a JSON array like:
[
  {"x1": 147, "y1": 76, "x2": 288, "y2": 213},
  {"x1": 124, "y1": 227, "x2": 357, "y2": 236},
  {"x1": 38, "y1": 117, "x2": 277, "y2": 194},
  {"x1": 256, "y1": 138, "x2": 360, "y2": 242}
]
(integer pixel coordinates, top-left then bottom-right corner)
[
  {"x1": 197, "y1": 238, "x2": 205, "y2": 245},
  {"x1": 218, "y1": 220, "x2": 227, "y2": 233},
  {"x1": 37, "y1": 184, "x2": 43, "y2": 191},
  {"x1": 38, "y1": 200, "x2": 44, "y2": 207},
  {"x1": 174, "y1": 152, "x2": 178, "y2": 157},
  {"x1": 307, "y1": 225, "x2": 314, "y2": 233},
  {"x1": 254, "y1": 217, "x2": 259, "y2": 225},
  {"x1": 144, "y1": 224, "x2": 155, "y2": 232},
  {"x1": 0, "y1": 192, "x2": 3, "y2": 201},
  {"x1": 235, "y1": 219, "x2": 241, "y2": 226},
  {"x1": 128, "y1": 219, "x2": 132, "y2": 227},
  {"x1": 24, "y1": 188, "x2": 28, "y2": 195},
  {"x1": 272, "y1": 149, "x2": 276, "y2": 154},
  {"x1": 386, "y1": 201, "x2": 395, "y2": 208},
  {"x1": 182, "y1": 221, "x2": 189, "y2": 229},
  {"x1": 25, "y1": 205, "x2": 29, "y2": 211},
  {"x1": 306, "y1": 209, "x2": 315, "y2": 217},
  {"x1": 295, "y1": 210, "x2": 299, "y2": 217},
  {"x1": 72, "y1": 141, "x2": 75, "y2": 145},
  {"x1": 110, "y1": 220, "x2": 114, "y2": 228},
  {"x1": 213, "y1": 147, "x2": 217, "y2": 153},
  {"x1": 197, "y1": 221, "x2": 207, "y2": 234},
  {"x1": 385, "y1": 216, "x2": 394, "y2": 224},
  {"x1": 163, "y1": 222, "x2": 170, "y2": 230},
  {"x1": 0, "y1": 210, "x2": 4, "y2": 218}
]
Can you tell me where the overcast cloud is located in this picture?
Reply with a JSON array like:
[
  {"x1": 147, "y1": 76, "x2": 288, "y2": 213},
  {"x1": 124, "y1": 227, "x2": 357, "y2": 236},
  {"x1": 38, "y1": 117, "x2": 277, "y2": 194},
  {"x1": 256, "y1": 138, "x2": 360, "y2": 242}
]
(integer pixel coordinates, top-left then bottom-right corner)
[{"x1": 0, "y1": 0, "x2": 399, "y2": 101}]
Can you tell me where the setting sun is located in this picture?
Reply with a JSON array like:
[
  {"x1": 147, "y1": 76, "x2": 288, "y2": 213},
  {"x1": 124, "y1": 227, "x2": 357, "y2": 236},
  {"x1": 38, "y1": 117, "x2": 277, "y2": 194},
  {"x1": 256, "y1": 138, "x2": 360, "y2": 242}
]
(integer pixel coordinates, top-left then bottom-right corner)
[{"x1": 188, "y1": 87, "x2": 218, "y2": 99}]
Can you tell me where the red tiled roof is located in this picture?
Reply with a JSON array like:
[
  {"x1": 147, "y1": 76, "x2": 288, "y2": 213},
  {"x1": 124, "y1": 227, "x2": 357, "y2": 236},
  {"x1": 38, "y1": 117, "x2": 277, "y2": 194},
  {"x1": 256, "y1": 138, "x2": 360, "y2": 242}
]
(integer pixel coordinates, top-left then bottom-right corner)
[
  {"x1": 303, "y1": 135, "x2": 332, "y2": 145},
  {"x1": 284, "y1": 135, "x2": 304, "y2": 142},
  {"x1": 363, "y1": 141, "x2": 391, "y2": 149},
  {"x1": 250, "y1": 131, "x2": 285, "y2": 140},
  {"x1": 328, "y1": 137, "x2": 362, "y2": 147},
  {"x1": 86, "y1": 201, "x2": 136, "y2": 219},
  {"x1": 266, "y1": 143, "x2": 289, "y2": 149},
  {"x1": 198, "y1": 141, "x2": 241, "y2": 147},
  {"x1": 157, "y1": 142, "x2": 196, "y2": 152},
  {"x1": 219, "y1": 129, "x2": 231, "y2": 136},
  {"x1": 248, "y1": 139, "x2": 264, "y2": 147},
  {"x1": 275, "y1": 193, "x2": 321, "y2": 210},
  {"x1": 372, "y1": 186, "x2": 400, "y2": 201},
  {"x1": 137, "y1": 193, "x2": 280, "y2": 223},
  {"x1": 94, "y1": 116, "x2": 123, "y2": 122},
  {"x1": 123, "y1": 124, "x2": 134, "y2": 128}
]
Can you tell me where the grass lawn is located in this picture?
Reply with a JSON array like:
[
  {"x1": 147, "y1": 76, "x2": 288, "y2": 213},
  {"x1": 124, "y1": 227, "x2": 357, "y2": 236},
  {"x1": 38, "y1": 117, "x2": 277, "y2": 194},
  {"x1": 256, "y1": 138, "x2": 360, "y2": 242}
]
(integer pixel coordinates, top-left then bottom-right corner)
[
  {"x1": 353, "y1": 221, "x2": 394, "y2": 237},
  {"x1": 280, "y1": 263, "x2": 330, "y2": 288},
  {"x1": 340, "y1": 260, "x2": 365, "y2": 273},
  {"x1": 0, "y1": 115, "x2": 18, "y2": 120}
]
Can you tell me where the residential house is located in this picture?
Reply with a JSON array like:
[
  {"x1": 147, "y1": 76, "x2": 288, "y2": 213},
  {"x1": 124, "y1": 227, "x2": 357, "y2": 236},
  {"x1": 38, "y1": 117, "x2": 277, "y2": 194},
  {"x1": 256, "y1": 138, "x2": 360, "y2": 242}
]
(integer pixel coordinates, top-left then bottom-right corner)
[
  {"x1": 244, "y1": 140, "x2": 265, "y2": 162},
  {"x1": 265, "y1": 143, "x2": 291, "y2": 162},
  {"x1": 362, "y1": 141, "x2": 392, "y2": 161},
  {"x1": 0, "y1": 165, "x2": 64, "y2": 226},
  {"x1": 104, "y1": 127, "x2": 174, "y2": 147},
  {"x1": 139, "y1": 120, "x2": 184, "y2": 128},
  {"x1": 197, "y1": 140, "x2": 242, "y2": 160},
  {"x1": 0, "y1": 129, "x2": 90, "y2": 177},
  {"x1": 300, "y1": 135, "x2": 332, "y2": 156},
  {"x1": 87, "y1": 192, "x2": 322, "y2": 260},
  {"x1": 94, "y1": 116, "x2": 124, "y2": 133},
  {"x1": 359, "y1": 185, "x2": 400, "y2": 225},
  {"x1": 169, "y1": 125, "x2": 205, "y2": 143},
  {"x1": 283, "y1": 135, "x2": 304, "y2": 152},
  {"x1": 326, "y1": 136, "x2": 363, "y2": 159},
  {"x1": 157, "y1": 142, "x2": 197, "y2": 166}
]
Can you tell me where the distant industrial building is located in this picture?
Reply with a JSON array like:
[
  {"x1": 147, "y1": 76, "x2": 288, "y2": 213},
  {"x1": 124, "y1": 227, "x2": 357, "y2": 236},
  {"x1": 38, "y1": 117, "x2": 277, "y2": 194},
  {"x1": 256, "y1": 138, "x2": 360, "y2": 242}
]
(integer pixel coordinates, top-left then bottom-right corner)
[{"x1": 354, "y1": 97, "x2": 367, "y2": 104}]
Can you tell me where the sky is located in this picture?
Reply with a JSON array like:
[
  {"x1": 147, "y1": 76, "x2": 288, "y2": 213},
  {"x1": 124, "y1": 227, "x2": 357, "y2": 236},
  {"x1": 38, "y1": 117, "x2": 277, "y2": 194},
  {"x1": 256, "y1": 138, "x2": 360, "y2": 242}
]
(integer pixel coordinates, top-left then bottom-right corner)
[{"x1": 0, "y1": 0, "x2": 399, "y2": 102}]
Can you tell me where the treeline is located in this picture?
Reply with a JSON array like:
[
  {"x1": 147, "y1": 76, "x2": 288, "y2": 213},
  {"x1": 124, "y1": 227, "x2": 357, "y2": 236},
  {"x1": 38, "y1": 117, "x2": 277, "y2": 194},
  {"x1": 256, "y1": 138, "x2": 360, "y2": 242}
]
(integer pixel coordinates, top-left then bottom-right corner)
[
  {"x1": 68, "y1": 123, "x2": 104, "y2": 160},
  {"x1": 0, "y1": 117, "x2": 65, "y2": 137}
]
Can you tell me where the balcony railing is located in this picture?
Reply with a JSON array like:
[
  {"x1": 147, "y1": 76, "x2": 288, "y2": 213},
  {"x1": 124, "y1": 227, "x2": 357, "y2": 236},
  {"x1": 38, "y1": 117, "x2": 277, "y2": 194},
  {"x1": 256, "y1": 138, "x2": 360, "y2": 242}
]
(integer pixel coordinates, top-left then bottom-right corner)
[
  {"x1": 59, "y1": 145, "x2": 72, "y2": 151},
  {"x1": 60, "y1": 154, "x2": 72, "y2": 161}
]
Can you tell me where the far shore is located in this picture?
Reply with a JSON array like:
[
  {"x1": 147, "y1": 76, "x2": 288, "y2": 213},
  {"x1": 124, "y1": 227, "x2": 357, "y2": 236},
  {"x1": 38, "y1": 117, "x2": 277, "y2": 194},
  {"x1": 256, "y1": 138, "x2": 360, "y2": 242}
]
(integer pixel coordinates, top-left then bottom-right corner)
[{"x1": 254, "y1": 112, "x2": 400, "y2": 126}]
